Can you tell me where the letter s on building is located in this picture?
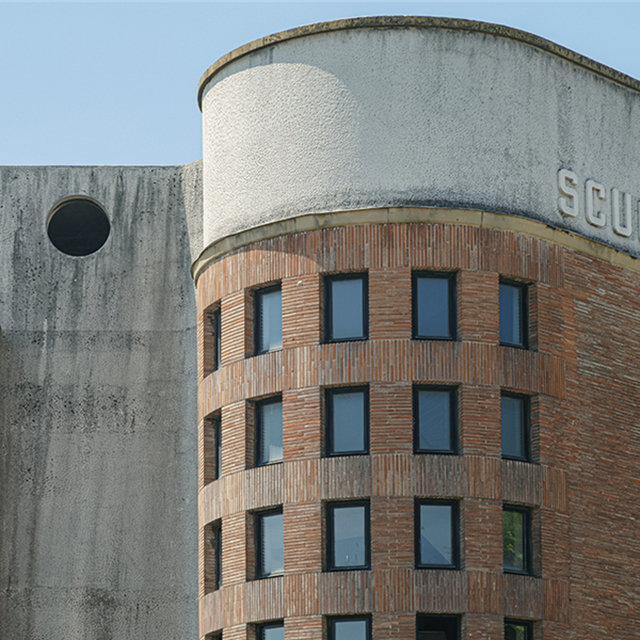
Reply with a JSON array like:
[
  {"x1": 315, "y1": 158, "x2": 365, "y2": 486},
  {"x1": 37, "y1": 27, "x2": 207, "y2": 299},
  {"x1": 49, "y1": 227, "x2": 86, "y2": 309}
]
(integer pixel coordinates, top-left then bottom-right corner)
[{"x1": 558, "y1": 169, "x2": 579, "y2": 217}]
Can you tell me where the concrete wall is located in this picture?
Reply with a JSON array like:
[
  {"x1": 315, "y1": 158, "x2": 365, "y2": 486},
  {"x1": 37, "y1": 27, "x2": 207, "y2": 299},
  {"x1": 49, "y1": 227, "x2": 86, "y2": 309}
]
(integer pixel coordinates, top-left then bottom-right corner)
[
  {"x1": 0, "y1": 162, "x2": 202, "y2": 639},
  {"x1": 200, "y1": 20, "x2": 640, "y2": 258}
]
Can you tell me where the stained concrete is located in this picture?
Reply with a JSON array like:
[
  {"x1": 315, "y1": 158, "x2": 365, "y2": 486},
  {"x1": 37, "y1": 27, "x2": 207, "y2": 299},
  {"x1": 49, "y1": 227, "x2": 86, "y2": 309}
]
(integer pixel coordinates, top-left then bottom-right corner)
[
  {"x1": 201, "y1": 23, "x2": 640, "y2": 259},
  {"x1": 0, "y1": 162, "x2": 201, "y2": 639}
]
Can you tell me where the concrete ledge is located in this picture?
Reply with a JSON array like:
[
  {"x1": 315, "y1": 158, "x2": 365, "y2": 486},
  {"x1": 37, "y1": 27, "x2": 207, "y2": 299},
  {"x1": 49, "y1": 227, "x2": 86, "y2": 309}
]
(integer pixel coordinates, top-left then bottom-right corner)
[{"x1": 191, "y1": 207, "x2": 640, "y2": 283}]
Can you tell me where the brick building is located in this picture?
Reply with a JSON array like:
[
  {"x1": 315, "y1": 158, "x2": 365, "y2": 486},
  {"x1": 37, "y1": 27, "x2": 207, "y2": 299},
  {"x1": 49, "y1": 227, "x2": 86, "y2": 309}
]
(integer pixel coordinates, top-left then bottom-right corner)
[
  {"x1": 195, "y1": 17, "x2": 640, "y2": 640},
  {"x1": 2, "y1": 16, "x2": 640, "y2": 640}
]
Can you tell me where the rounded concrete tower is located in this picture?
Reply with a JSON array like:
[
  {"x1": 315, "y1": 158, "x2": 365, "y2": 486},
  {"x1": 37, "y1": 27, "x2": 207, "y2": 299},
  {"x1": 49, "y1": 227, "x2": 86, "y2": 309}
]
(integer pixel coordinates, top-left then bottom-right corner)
[{"x1": 195, "y1": 17, "x2": 640, "y2": 640}]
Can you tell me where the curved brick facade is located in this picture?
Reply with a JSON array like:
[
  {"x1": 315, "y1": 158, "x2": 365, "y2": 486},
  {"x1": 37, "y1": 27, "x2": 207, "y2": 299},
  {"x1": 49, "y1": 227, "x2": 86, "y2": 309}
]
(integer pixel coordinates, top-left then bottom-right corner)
[
  {"x1": 196, "y1": 17, "x2": 640, "y2": 640},
  {"x1": 194, "y1": 218, "x2": 640, "y2": 639}
]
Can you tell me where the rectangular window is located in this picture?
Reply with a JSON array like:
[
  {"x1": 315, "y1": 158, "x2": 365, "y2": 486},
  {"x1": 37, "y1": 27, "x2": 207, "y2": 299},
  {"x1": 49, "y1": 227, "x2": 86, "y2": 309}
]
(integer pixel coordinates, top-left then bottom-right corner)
[
  {"x1": 413, "y1": 272, "x2": 456, "y2": 340},
  {"x1": 256, "y1": 397, "x2": 283, "y2": 466},
  {"x1": 417, "y1": 615, "x2": 460, "y2": 640},
  {"x1": 503, "y1": 506, "x2": 531, "y2": 575},
  {"x1": 501, "y1": 393, "x2": 530, "y2": 461},
  {"x1": 256, "y1": 509, "x2": 284, "y2": 578},
  {"x1": 504, "y1": 619, "x2": 533, "y2": 640},
  {"x1": 328, "y1": 616, "x2": 371, "y2": 640},
  {"x1": 326, "y1": 387, "x2": 369, "y2": 456},
  {"x1": 499, "y1": 281, "x2": 528, "y2": 348},
  {"x1": 255, "y1": 285, "x2": 282, "y2": 354},
  {"x1": 325, "y1": 274, "x2": 368, "y2": 342},
  {"x1": 257, "y1": 622, "x2": 284, "y2": 640},
  {"x1": 327, "y1": 501, "x2": 370, "y2": 570},
  {"x1": 415, "y1": 501, "x2": 458, "y2": 569},
  {"x1": 212, "y1": 306, "x2": 221, "y2": 371},
  {"x1": 211, "y1": 522, "x2": 222, "y2": 590},
  {"x1": 414, "y1": 386, "x2": 457, "y2": 454},
  {"x1": 213, "y1": 415, "x2": 221, "y2": 480}
]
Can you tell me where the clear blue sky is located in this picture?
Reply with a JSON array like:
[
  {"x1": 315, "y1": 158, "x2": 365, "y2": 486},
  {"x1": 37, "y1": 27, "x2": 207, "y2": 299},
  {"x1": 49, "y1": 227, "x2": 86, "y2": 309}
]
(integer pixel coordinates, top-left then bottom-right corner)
[{"x1": 1, "y1": 2, "x2": 639, "y2": 166}]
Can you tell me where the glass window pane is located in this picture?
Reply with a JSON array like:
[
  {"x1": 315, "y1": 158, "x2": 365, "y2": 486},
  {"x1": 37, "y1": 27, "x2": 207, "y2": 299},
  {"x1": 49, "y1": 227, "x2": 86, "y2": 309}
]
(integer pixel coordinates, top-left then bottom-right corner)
[
  {"x1": 417, "y1": 389, "x2": 453, "y2": 452},
  {"x1": 258, "y1": 399, "x2": 283, "y2": 465},
  {"x1": 419, "y1": 504, "x2": 454, "y2": 566},
  {"x1": 332, "y1": 505, "x2": 366, "y2": 568},
  {"x1": 416, "y1": 276, "x2": 451, "y2": 338},
  {"x1": 261, "y1": 624, "x2": 284, "y2": 640},
  {"x1": 214, "y1": 525, "x2": 221, "y2": 590},
  {"x1": 330, "y1": 390, "x2": 366, "y2": 454},
  {"x1": 503, "y1": 509, "x2": 526, "y2": 572},
  {"x1": 500, "y1": 283, "x2": 524, "y2": 346},
  {"x1": 505, "y1": 623, "x2": 528, "y2": 640},
  {"x1": 329, "y1": 277, "x2": 365, "y2": 340},
  {"x1": 501, "y1": 395, "x2": 526, "y2": 459},
  {"x1": 260, "y1": 512, "x2": 284, "y2": 576},
  {"x1": 213, "y1": 307, "x2": 221, "y2": 370},
  {"x1": 333, "y1": 619, "x2": 368, "y2": 640},
  {"x1": 258, "y1": 288, "x2": 282, "y2": 353},
  {"x1": 214, "y1": 417, "x2": 221, "y2": 480},
  {"x1": 417, "y1": 615, "x2": 459, "y2": 639}
]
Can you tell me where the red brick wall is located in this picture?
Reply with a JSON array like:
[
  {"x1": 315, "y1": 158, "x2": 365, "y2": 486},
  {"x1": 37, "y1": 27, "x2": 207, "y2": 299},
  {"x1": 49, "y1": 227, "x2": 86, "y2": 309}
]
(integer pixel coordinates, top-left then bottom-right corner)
[{"x1": 197, "y1": 222, "x2": 640, "y2": 638}]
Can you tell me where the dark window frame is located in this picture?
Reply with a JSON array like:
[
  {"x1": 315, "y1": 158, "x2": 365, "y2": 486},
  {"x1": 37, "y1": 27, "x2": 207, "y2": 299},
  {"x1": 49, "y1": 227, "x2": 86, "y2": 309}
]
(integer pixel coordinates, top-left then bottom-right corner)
[
  {"x1": 255, "y1": 507, "x2": 284, "y2": 579},
  {"x1": 211, "y1": 521, "x2": 222, "y2": 591},
  {"x1": 212, "y1": 414, "x2": 222, "y2": 480},
  {"x1": 413, "y1": 385, "x2": 458, "y2": 455},
  {"x1": 503, "y1": 504, "x2": 532, "y2": 576},
  {"x1": 501, "y1": 392, "x2": 531, "y2": 462},
  {"x1": 499, "y1": 280, "x2": 529, "y2": 349},
  {"x1": 256, "y1": 621, "x2": 284, "y2": 640},
  {"x1": 324, "y1": 273, "x2": 369, "y2": 343},
  {"x1": 416, "y1": 614, "x2": 461, "y2": 640},
  {"x1": 327, "y1": 615, "x2": 372, "y2": 640},
  {"x1": 415, "y1": 499, "x2": 459, "y2": 570},
  {"x1": 212, "y1": 306, "x2": 221, "y2": 371},
  {"x1": 412, "y1": 271, "x2": 457, "y2": 341},
  {"x1": 325, "y1": 386, "x2": 370, "y2": 457},
  {"x1": 326, "y1": 500, "x2": 371, "y2": 571},
  {"x1": 254, "y1": 284, "x2": 282, "y2": 355},
  {"x1": 255, "y1": 395, "x2": 283, "y2": 468},
  {"x1": 504, "y1": 618, "x2": 533, "y2": 640}
]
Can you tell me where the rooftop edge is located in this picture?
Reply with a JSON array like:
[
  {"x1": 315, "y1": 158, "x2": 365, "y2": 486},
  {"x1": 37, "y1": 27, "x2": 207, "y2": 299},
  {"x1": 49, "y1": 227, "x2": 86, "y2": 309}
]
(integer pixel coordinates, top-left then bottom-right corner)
[{"x1": 197, "y1": 15, "x2": 640, "y2": 109}]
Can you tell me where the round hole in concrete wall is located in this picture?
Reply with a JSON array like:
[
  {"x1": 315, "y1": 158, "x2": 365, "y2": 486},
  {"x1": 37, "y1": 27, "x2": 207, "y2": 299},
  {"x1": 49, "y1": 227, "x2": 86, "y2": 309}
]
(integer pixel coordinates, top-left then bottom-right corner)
[{"x1": 47, "y1": 196, "x2": 110, "y2": 256}]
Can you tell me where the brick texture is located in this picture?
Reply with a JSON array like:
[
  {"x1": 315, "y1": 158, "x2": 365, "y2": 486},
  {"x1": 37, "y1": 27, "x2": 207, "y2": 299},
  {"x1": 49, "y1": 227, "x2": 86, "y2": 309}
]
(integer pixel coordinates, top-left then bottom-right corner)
[{"x1": 196, "y1": 222, "x2": 640, "y2": 639}]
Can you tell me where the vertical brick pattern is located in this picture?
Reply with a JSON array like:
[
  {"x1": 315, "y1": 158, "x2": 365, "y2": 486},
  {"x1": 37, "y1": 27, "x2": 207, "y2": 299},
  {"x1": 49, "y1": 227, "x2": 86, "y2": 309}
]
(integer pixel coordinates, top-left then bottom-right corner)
[
  {"x1": 197, "y1": 220, "x2": 640, "y2": 638},
  {"x1": 368, "y1": 268, "x2": 412, "y2": 340}
]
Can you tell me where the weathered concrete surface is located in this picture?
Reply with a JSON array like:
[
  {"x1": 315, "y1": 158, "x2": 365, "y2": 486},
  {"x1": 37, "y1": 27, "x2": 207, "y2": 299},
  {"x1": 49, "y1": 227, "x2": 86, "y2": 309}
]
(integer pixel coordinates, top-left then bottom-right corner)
[
  {"x1": 0, "y1": 164, "x2": 201, "y2": 639},
  {"x1": 201, "y1": 21, "x2": 640, "y2": 258}
]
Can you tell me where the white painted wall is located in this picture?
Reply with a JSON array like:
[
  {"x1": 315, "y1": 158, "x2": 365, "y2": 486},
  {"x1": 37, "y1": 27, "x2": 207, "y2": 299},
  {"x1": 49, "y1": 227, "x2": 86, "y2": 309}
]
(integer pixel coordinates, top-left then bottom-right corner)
[{"x1": 201, "y1": 26, "x2": 640, "y2": 257}]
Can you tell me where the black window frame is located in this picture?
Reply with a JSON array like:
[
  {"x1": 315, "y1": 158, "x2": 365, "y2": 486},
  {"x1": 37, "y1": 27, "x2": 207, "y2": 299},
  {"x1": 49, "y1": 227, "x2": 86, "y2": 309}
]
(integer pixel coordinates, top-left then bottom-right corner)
[
  {"x1": 499, "y1": 280, "x2": 529, "y2": 349},
  {"x1": 413, "y1": 385, "x2": 458, "y2": 455},
  {"x1": 255, "y1": 395, "x2": 283, "y2": 468},
  {"x1": 254, "y1": 284, "x2": 282, "y2": 355},
  {"x1": 416, "y1": 614, "x2": 461, "y2": 640},
  {"x1": 501, "y1": 392, "x2": 531, "y2": 462},
  {"x1": 412, "y1": 271, "x2": 457, "y2": 341},
  {"x1": 415, "y1": 499, "x2": 459, "y2": 570},
  {"x1": 325, "y1": 386, "x2": 370, "y2": 457},
  {"x1": 210, "y1": 520, "x2": 222, "y2": 591},
  {"x1": 255, "y1": 507, "x2": 284, "y2": 579},
  {"x1": 212, "y1": 306, "x2": 221, "y2": 371},
  {"x1": 504, "y1": 618, "x2": 533, "y2": 640},
  {"x1": 324, "y1": 273, "x2": 369, "y2": 343},
  {"x1": 503, "y1": 505, "x2": 532, "y2": 576},
  {"x1": 326, "y1": 500, "x2": 371, "y2": 571},
  {"x1": 212, "y1": 413, "x2": 222, "y2": 481},
  {"x1": 256, "y1": 621, "x2": 284, "y2": 640},
  {"x1": 327, "y1": 615, "x2": 372, "y2": 640}
]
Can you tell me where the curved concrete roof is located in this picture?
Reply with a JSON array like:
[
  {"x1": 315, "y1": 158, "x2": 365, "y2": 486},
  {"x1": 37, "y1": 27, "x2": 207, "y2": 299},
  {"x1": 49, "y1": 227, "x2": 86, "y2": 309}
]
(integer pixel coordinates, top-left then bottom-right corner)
[{"x1": 197, "y1": 16, "x2": 640, "y2": 109}]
